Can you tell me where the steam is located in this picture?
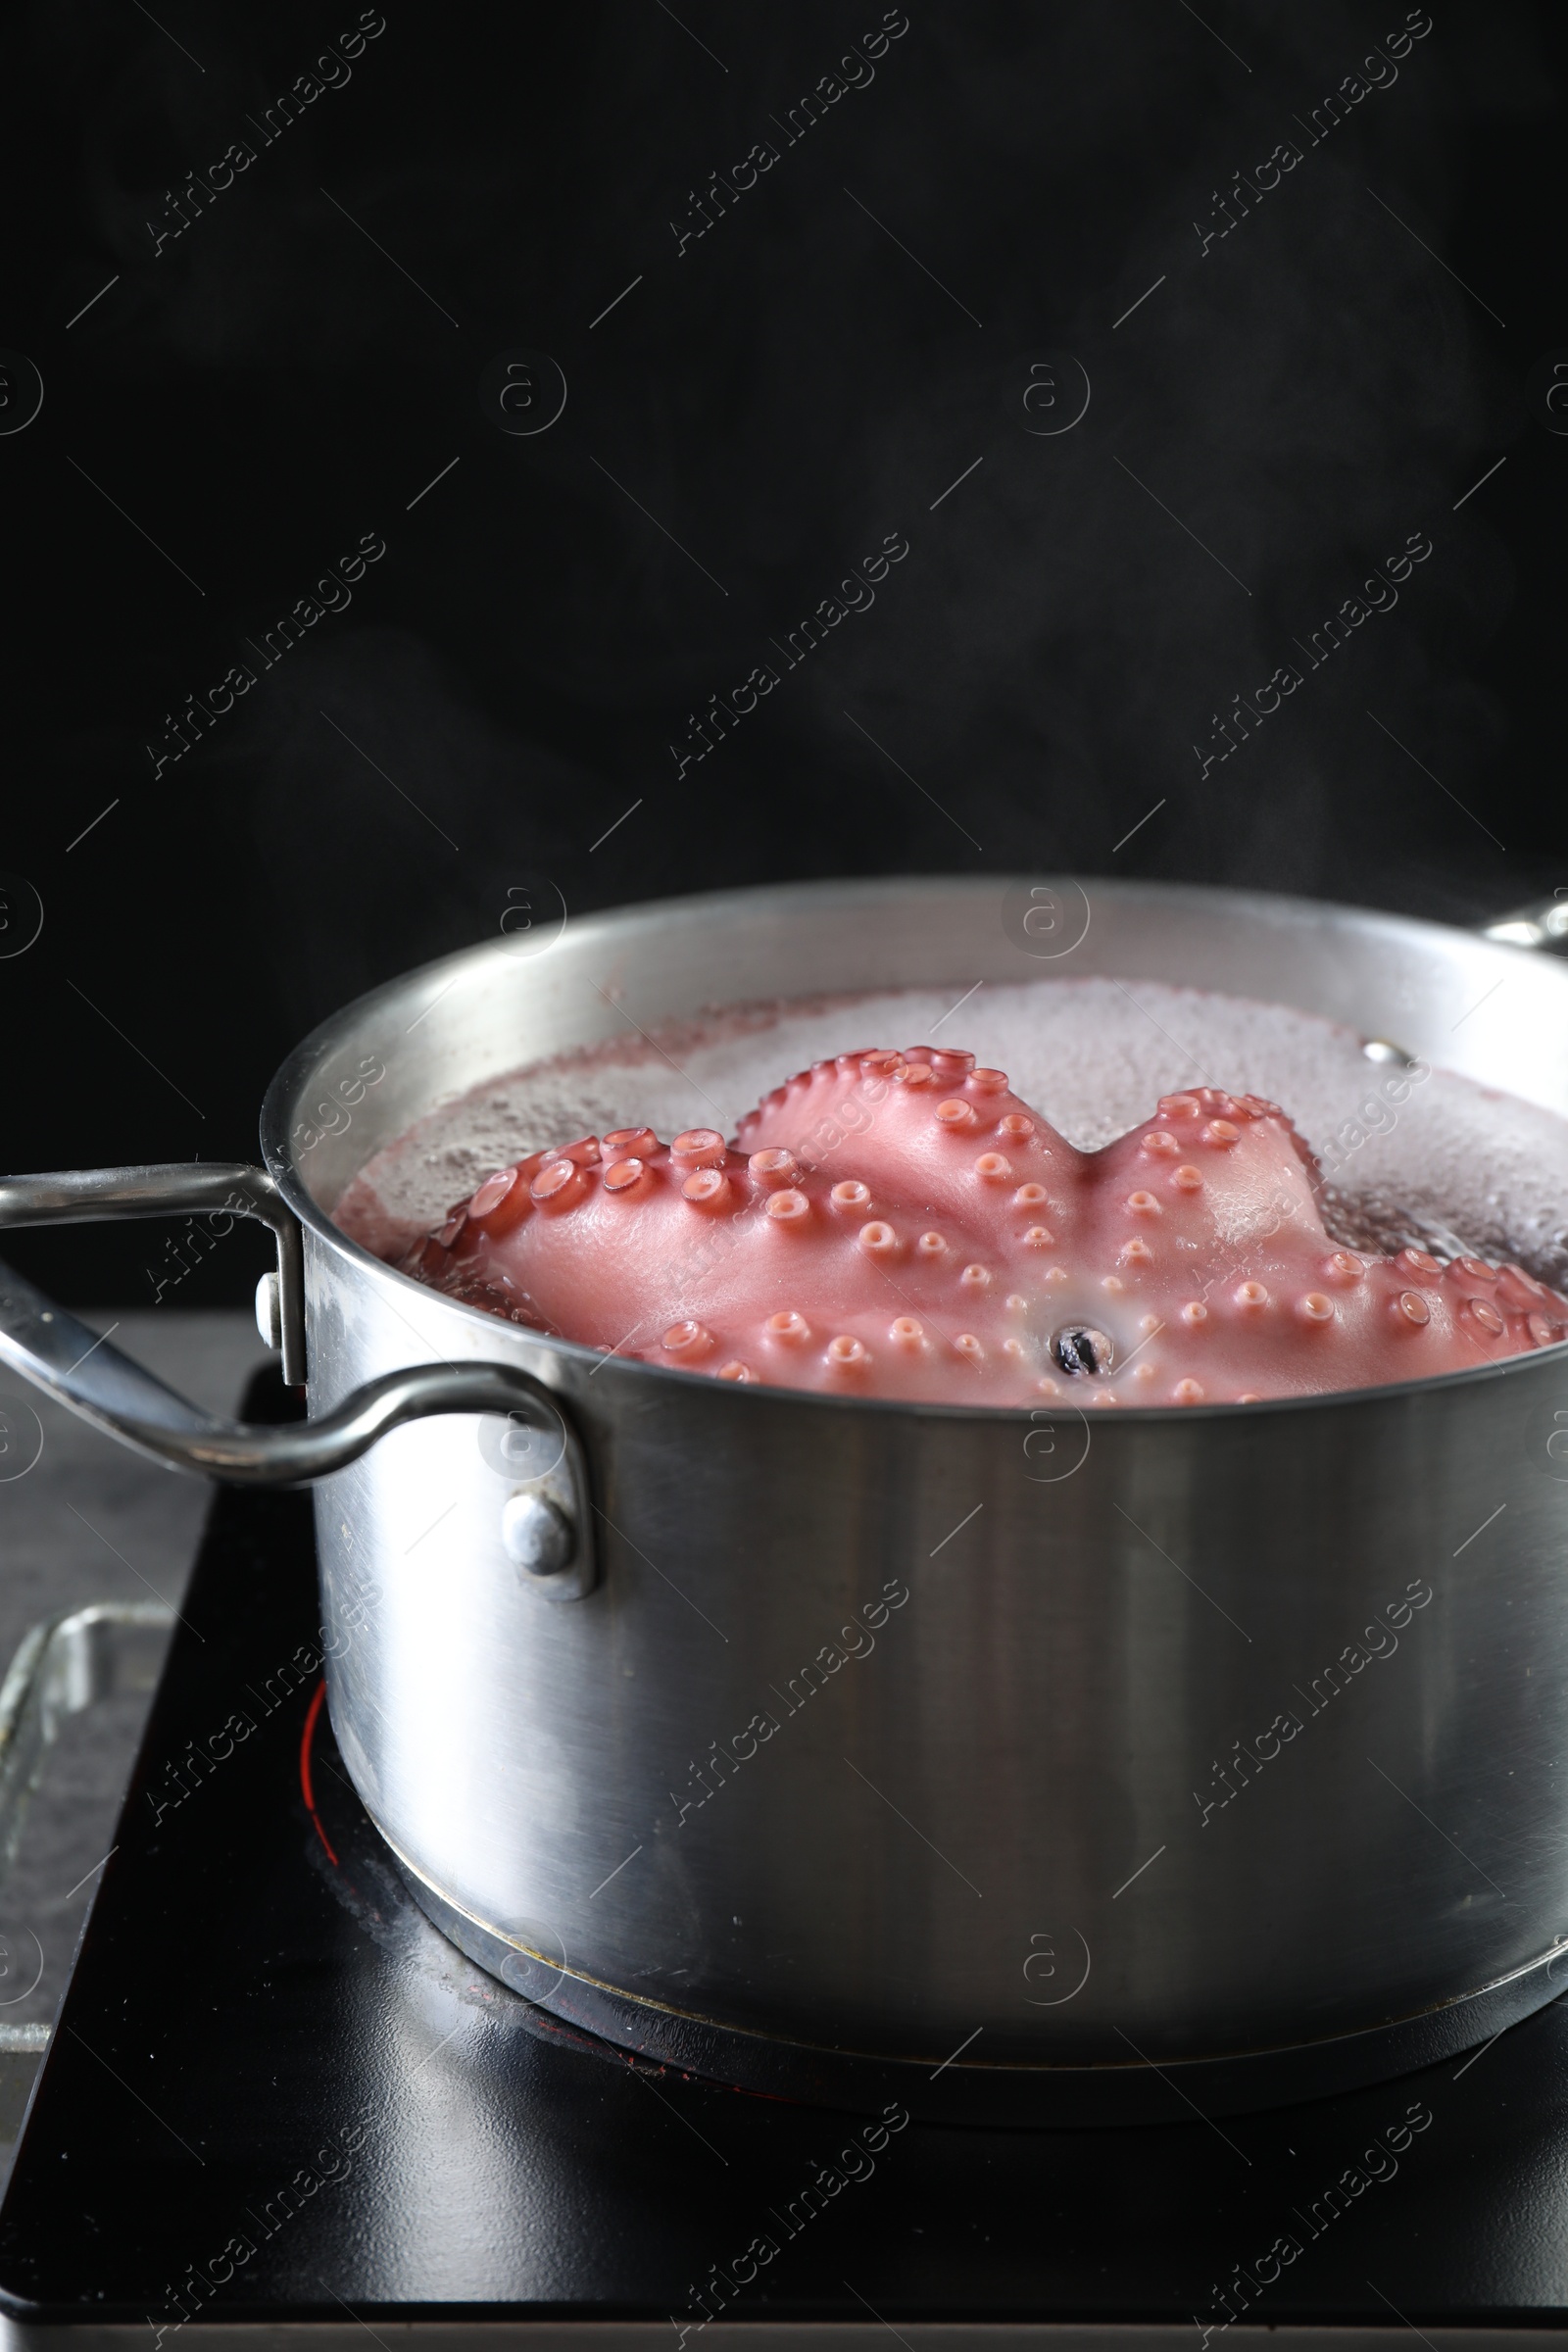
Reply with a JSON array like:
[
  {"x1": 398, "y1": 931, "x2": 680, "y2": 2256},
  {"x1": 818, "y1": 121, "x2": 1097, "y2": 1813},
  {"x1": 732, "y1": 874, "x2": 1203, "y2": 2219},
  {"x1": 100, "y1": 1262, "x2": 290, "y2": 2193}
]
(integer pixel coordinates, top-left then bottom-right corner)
[{"x1": 64, "y1": 0, "x2": 1548, "y2": 1044}]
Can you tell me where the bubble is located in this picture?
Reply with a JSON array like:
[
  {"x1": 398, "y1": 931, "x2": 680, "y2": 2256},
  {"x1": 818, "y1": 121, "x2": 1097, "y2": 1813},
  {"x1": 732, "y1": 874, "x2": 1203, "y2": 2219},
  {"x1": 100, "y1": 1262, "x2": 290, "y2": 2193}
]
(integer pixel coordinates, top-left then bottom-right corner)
[{"x1": 478, "y1": 350, "x2": 567, "y2": 437}]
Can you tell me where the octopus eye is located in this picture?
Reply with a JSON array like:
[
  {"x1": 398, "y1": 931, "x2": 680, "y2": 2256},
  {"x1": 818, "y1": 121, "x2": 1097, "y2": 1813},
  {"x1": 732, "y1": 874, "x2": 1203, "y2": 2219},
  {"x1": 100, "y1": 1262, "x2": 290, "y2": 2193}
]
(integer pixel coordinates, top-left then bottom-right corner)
[{"x1": 1051, "y1": 1323, "x2": 1114, "y2": 1378}]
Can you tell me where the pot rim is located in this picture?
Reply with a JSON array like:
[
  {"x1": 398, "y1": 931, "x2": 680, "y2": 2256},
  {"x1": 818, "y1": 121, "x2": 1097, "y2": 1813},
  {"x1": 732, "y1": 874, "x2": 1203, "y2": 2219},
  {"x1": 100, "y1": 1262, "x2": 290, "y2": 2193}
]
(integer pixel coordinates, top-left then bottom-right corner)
[{"x1": 259, "y1": 871, "x2": 1568, "y2": 1426}]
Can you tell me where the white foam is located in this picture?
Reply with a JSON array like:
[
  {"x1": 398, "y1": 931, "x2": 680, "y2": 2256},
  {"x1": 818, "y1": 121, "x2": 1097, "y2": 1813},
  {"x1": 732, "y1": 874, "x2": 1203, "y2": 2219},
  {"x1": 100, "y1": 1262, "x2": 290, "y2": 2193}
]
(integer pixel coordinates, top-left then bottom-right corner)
[{"x1": 339, "y1": 978, "x2": 1568, "y2": 1284}]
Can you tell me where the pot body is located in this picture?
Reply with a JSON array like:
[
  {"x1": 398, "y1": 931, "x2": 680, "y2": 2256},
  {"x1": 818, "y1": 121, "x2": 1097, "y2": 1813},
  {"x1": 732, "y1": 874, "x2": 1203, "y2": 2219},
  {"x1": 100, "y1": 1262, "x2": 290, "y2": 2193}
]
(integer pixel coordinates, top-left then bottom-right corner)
[{"x1": 266, "y1": 878, "x2": 1568, "y2": 2111}]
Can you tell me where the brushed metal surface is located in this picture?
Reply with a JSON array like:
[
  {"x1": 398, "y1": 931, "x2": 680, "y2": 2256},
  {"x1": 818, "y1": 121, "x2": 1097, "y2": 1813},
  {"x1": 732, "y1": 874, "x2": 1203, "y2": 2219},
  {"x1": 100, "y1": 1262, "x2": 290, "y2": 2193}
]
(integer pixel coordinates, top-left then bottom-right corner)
[
  {"x1": 392, "y1": 1831, "x2": 1568, "y2": 2125},
  {"x1": 249, "y1": 878, "x2": 1568, "y2": 2093}
]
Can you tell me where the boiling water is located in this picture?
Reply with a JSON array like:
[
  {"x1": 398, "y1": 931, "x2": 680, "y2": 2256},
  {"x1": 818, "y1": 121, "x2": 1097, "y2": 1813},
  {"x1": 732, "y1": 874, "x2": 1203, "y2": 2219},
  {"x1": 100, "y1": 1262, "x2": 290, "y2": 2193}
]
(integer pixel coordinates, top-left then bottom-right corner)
[{"x1": 335, "y1": 978, "x2": 1568, "y2": 1286}]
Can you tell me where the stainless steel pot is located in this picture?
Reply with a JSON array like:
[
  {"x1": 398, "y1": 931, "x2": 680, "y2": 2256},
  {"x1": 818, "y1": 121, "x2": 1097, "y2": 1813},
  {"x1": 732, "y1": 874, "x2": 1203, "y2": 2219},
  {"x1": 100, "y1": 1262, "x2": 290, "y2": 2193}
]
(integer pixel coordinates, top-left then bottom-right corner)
[{"x1": 5, "y1": 877, "x2": 1568, "y2": 2127}]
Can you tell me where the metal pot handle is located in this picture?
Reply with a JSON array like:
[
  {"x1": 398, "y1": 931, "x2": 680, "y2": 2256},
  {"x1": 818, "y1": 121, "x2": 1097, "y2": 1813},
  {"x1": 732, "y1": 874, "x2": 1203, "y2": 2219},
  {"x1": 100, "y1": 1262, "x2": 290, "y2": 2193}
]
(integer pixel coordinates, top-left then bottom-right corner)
[
  {"x1": 0, "y1": 1163, "x2": 309, "y2": 1382},
  {"x1": 0, "y1": 1164, "x2": 578, "y2": 1491},
  {"x1": 1480, "y1": 897, "x2": 1568, "y2": 956}
]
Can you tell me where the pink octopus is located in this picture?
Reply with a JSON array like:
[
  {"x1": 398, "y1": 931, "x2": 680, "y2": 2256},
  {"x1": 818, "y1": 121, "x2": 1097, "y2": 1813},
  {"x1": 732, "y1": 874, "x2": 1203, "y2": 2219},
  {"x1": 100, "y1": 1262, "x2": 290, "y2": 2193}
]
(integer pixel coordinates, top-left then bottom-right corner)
[{"x1": 388, "y1": 1046, "x2": 1568, "y2": 1405}]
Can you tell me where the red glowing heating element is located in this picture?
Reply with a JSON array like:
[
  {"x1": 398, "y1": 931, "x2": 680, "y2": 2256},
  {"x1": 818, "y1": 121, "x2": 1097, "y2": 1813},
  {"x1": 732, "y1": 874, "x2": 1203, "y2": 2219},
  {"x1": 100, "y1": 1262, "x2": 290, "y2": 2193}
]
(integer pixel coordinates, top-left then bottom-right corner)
[
  {"x1": 300, "y1": 1680, "x2": 338, "y2": 1865},
  {"x1": 395, "y1": 1047, "x2": 1568, "y2": 1406}
]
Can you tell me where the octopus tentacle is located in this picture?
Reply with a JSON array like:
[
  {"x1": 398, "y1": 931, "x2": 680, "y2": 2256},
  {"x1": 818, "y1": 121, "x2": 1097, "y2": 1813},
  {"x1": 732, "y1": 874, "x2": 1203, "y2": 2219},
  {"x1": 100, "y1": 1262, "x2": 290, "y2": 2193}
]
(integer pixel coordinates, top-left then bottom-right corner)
[{"x1": 389, "y1": 1050, "x2": 1568, "y2": 1403}]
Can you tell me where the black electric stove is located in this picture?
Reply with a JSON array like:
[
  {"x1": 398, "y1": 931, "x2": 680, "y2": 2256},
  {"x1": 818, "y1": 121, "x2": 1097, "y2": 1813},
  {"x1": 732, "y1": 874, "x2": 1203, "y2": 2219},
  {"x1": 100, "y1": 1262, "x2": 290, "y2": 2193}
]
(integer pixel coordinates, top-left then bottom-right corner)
[{"x1": 4, "y1": 1370, "x2": 1568, "y2": 2337}]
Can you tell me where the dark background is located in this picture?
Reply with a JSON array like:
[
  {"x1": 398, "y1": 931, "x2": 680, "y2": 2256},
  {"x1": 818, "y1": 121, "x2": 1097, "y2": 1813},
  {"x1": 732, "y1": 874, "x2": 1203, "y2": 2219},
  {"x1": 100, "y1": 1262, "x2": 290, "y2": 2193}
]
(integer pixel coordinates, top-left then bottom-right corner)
[{"x1": 1, "y1": 0, "x2": 1561, "y2": 1308}]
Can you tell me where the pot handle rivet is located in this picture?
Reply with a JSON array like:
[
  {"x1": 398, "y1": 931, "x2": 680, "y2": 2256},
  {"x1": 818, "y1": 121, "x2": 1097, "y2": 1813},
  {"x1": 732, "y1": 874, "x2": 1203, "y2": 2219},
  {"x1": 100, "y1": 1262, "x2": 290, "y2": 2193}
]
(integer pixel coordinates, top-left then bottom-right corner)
[
  {"x1": 255, "y1": 1269, "x2": 283, "y2": 1351},
  {"x1": 501, "y1": 1490, "x2": 577, "y2": 1580}
]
